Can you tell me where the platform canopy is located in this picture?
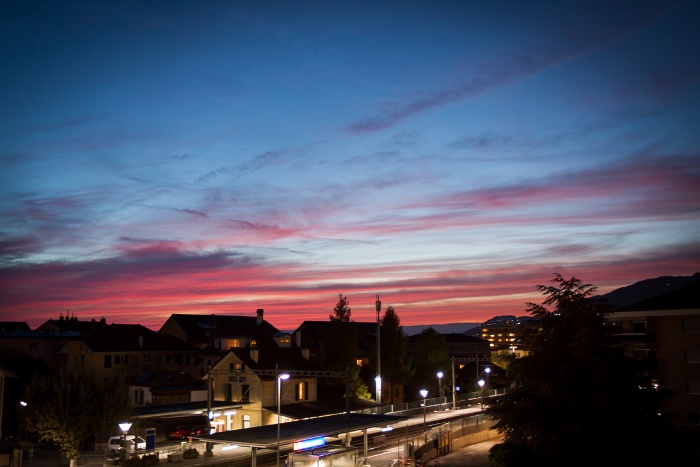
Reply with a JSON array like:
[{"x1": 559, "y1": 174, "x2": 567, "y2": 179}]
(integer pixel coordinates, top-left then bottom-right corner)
[{"x1": 192, "y1": 412, "x2": 408, "y2": 449}]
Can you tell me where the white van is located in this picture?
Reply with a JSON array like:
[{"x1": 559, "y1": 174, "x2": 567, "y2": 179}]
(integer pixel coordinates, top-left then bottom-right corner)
[{"x1": 108, "y1": 435, "x2": 146, "y2": 457}]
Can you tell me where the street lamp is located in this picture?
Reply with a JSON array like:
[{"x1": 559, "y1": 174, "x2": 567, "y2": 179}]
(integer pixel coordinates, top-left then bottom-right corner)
[
  {"x1": 419, "y1": 389, "x2": 428, "y2": 430},
  {"x1": 276, "y1": 373, "x2": 290, "y2": 467},
  {"x1": 118, "y1": 422, "x2": 132, "y2": 466},
  {"x1": 484, "y1": 367, "x2": 491, "y2": 389},
  {"x1": 478, "y1": 379, "x2": 485, "y2": 410},
  {"x1": 436, "y1": 371, "x2": 443, "y2": 399}
]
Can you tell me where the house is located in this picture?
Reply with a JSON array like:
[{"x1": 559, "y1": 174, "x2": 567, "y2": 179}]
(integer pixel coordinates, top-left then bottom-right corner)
[
  {"x1": 292, "y1": 320, "x2": 378, "y2": 367},
  {"x1": 205, "y1": 344, "x2": 322, "y2": 431},
  {"x1": 607, "y1": 281, "x2": 700, "y2": 439},
  {"x1": 53, "y1": 322, "x2": 201, "y2": 383},
  {"x1": 158, "y1": 309, "x2": 285, "y2": 350}
]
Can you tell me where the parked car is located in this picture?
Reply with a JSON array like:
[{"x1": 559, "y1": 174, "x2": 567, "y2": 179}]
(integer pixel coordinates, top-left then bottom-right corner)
[
  {"x1": 167, "y1": 425, "x2": 193, "y2": 440},
  {"x1": 188, "y1": 425, "x2": 210, "y2": 437},
  {"x1": 108, "y1": 435, "x2": 146, "y2": 457}
]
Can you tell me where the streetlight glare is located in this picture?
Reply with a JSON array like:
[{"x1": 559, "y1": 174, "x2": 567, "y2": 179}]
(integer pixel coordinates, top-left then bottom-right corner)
[
  {"x1": 277, "y1": 373, "x2": 290, "y2": 466},
  {"x1": 420, "y1": 389, "x2": 428, "y2": 398},
  {"x1": 436, "y1": 371, "x2": 443, "y2": 378},
  {"x1": 118, "y1": 422, "x2": 132, "y2": 432}
]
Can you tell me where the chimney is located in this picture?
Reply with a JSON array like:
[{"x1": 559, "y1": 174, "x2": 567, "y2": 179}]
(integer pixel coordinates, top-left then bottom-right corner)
[{"x1": 256, "y1": 308, "x2": 264, "y2": 325}]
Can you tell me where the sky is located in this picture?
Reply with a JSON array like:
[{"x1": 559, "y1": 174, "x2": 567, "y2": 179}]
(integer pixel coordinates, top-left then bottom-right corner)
[{"x1": 1, "y1": 0, "x2": 699, "y2": 332}]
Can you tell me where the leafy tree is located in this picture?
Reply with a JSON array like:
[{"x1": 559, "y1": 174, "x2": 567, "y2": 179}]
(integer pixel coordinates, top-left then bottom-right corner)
[
  {"x1": 329, "y1": 293, "x2": 352, "y2": 322},
  {"x1": 20, "y1": 364, "x2": 130, "y2": 467},
  {"x1": 324, "y1": 294, "x2": 369, "y2": 399},
  {"x1": 408, "y1": 327, "x2": 450, "y2": 399},
  {"x1": 487, "y1": 274, "x2": 699, "y2": 466},
  {"x1": 380, "y1": 306, "x2": 412, "y2": 403}
]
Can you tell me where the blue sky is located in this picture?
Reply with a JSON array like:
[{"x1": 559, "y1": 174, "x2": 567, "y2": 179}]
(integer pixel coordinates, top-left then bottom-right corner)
[{"x1": 1, "y1": 0, "x2": 699, "y2": 331}]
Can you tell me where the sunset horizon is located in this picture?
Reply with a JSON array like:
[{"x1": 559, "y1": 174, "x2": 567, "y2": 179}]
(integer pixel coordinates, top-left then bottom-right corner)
[{"x1": 2, "y1": 1, "x2": 699, "y2": 332}]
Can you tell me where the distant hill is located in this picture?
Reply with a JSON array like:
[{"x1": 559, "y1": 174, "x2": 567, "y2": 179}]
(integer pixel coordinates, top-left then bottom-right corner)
[
  {"x1": 403, "y1": 322, "x2": 480, "y2": 336},
  {"x1": 593, "y1": 272, "x2": 700, "y2": 309},
  {"x1": 404, "y1": 273, "x2": 700, "y2": 337}
]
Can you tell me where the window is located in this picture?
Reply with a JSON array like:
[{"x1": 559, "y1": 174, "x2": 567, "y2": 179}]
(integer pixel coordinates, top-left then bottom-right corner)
[
  {"x1": 295, "y1": 382, "x2": 309, "y2": 401},
  {"x1": 225, "y1": 384, "x2": 233, "y2": 402},
  {"x1": 222, "y1": 338, "x2": 241, "y2": 349},
  {"x1": 632, "y1": 321, "x2": 646, "y2": 333},
  {"x1": 29, "y1": 342, "x2": 37, "y2": 351},
  {"x1": 235, "y1": 363, "x2": 244, "y2": 372},
  {"x1": 104, "y1": 355, "x2": 112, "y2": 368},
  {"x1": 241, "y1": 384, "x2": 250, "y2": 403},
  {"x1": 243, "y1": 415, "x2": 251, "y2": 429}
]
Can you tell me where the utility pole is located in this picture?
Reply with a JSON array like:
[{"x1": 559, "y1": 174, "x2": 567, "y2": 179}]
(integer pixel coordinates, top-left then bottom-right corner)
[
  {"x1": 206, "y1": 366, "x2": 213, "y2": 456},
  {"x1": 375, "y1": 294, "x2": 381, "y2": 404}
]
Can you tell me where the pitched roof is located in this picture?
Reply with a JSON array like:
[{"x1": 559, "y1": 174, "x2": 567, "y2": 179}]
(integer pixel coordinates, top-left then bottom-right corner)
[
  {"x1": 160, "y1": 313, "x2": 280, "y2": 345},
  {"x1": 228, "y1": 347, "x2": 321, "y2": 374},
  {"x1": 36, "y1": 316, "x2": 110, "y2": 333},
  {"x1": 294, "y1": 320, "x2": 379, "y2": 354},
  {"x1": 0, "y1": 322, "x2": 30, "y2": 332},
  {"x1": 62, "y1": 324, "x2": 197, "y2": 352}
]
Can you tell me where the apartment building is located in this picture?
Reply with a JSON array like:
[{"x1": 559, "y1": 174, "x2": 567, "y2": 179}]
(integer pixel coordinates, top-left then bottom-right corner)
[{"x1": 607, "y1": 281, "x2": 700, "y2": 439}]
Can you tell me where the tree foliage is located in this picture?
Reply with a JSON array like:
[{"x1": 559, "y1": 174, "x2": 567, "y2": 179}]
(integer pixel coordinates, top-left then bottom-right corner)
[
  {"x1": 487, "y1": 273, "x2": 699, "y2": 466},
  {"x1": 380, "y1": 306, "x2": 412, "y2": 402},
  {"x1": 324, "y1": 294, "x2": 369, "y2": 398},
  {"x1": 329, "y1": 293, "x2": 352, "y2": 322},
  {"x1": 20, "y1": 364, "x2": 130, "y2": 466},
  {"x1": 408, "y1": 327, "x2": 450, "y2": 399}
]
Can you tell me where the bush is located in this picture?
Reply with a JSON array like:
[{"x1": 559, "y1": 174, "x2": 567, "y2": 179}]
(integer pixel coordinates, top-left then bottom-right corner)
[{"x1": 182, "y1": 448, "x2": 199, "y2": 459}]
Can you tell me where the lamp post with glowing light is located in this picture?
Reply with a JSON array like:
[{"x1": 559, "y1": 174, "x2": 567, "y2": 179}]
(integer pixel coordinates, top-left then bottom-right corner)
[
  {"x1": 436, "y1": 371, "x2": 443, "y2": 399},
  {"x1": 419, "y1": 389, "x2": 428, "y2": 430},
  {"x1": 276, "y1": 373, "x2": 290, "y2": 467},
  {"x1": 119, "y1": 422, "x2": 132, "y2": 466},
  {"x1": 484, "y1": 367, "x2": 491, "y2": 390},
  {"x1": 478, "y1": 379, "x2": 485, "y2": 410}
]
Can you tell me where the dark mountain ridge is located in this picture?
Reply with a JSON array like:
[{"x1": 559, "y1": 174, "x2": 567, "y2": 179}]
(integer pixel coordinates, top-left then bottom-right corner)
[{"x1": 410, "y1": 273, "x2": 700, "y2": 336}]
